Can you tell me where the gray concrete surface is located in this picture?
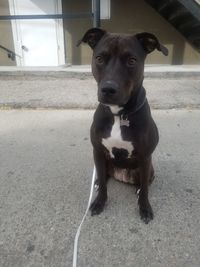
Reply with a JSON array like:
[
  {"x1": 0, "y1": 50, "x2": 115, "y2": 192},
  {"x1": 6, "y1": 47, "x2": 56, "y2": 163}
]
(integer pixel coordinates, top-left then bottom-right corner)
[
  {"x1": 0, "y1": 76, "x2": 200, "y2": 109},
  {"x1": 0, "y1": 110, "x2": 200, "y2": 267},
  {"x1": 0, "y1": 65, "x2": 200, "y2": 78}
]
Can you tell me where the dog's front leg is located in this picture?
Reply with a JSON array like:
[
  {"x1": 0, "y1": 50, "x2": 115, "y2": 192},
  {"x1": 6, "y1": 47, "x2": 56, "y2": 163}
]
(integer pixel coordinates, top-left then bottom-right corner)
[
  {"x1": 90, "y1": 148, "x2": 107, "y2": 216},
  {"x1": 138, "y1": 157, "x2": 154, "y2": 224}
]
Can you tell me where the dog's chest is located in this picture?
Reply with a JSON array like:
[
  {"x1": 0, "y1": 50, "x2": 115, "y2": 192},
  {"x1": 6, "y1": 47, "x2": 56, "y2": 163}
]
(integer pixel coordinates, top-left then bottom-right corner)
[{"x1": 102, "y1": 116, "x2": 134, "y2": 158}]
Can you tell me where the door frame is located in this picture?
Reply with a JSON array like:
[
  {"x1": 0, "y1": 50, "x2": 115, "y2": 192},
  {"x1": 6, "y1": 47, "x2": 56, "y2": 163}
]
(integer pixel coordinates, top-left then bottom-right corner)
[{"x1": 8, "y1": 0, "x2": 65, "y2": 66}]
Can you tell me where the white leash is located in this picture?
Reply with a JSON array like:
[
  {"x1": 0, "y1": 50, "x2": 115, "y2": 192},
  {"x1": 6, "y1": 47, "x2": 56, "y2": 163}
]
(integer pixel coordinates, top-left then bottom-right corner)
[{"x1": 72, "y1": 166, "x2": 96, "y2": 267}]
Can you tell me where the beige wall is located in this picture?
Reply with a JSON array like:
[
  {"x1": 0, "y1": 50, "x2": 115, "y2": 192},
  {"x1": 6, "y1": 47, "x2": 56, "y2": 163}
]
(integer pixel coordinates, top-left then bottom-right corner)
[
  {"x1": 63, "y1": 0, "x2": 200, "y2": 65},
  {"x1": 0, "y1": 0, "x2": 16, "y2": 66},
  {"x1": 62, "y1": 0, "x2": 92, "y2": 65},
  {"x1": 0, "y1": 0, "x2": 199, "y2": 66}
]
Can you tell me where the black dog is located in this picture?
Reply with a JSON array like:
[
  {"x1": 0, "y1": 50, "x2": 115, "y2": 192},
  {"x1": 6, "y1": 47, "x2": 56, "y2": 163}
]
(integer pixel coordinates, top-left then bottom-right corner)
[{"x1": 79, "y1": 28, "x2": 168, "y2": 223}]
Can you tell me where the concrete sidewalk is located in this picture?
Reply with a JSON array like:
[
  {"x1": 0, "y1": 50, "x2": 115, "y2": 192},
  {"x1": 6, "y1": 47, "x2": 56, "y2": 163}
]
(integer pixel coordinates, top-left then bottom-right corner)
[
  {"x1": 0, "y1": 75, "x2": 200, "y2": 110},
  {"x1": 0, "y1": 67, "x2": 200, "y2": 266},
  {"x1": 0, "y1": 110, "x2": 200, "y2": 267}
]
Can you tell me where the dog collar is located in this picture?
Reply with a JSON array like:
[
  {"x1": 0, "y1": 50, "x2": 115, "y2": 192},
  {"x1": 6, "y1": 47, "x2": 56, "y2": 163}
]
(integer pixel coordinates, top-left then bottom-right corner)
[{"x1": 113, "y1": 87, "x2": 147, "y2": 124}]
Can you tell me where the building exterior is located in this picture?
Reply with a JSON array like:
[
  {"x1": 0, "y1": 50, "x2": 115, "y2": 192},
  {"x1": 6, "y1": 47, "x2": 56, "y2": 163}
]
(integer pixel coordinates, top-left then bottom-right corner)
[{"x1": 0, "y1": 0, "x2": 200, "y2": 66}]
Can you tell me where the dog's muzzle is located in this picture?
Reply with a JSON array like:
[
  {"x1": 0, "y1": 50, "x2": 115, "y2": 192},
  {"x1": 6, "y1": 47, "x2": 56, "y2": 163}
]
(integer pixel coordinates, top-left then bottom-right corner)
[{"x1": 98, "y1": 80, "x2": 120, "y2": 104}]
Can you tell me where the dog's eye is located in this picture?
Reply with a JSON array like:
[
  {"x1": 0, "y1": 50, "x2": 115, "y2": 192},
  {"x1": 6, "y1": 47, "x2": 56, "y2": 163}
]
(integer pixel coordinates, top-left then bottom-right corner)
[
  {"x1": 96, "y1": 56, "x2": 104, "y2": 64},
  {"x1": 127, "y1": 57, "x2": 136, "y2": 66}
]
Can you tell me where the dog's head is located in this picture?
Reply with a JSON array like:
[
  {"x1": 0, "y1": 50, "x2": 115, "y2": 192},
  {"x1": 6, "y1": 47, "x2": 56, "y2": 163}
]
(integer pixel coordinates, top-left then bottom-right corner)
[{"x1": 79, "y1": 28, "x2": 168, "y2": 106}]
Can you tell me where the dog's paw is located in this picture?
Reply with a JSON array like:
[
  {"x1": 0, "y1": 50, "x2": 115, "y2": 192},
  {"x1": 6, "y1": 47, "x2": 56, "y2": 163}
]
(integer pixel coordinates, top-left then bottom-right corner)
[
  {"x1": 90, "y1": 195, "x2": 107, "y2": 216},
  {"x1": 139, "y1": 202, "x2": 154, "y2": 224}
]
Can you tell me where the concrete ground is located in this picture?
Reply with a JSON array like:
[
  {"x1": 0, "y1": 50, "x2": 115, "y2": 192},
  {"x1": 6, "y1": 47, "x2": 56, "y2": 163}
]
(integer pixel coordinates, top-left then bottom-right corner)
[
  {"x1": 0, "y1": 70, "x2": 200, "y2": 267},
  {"x1": 0, "y1": 109, "x2": 200, "y2": 267}
]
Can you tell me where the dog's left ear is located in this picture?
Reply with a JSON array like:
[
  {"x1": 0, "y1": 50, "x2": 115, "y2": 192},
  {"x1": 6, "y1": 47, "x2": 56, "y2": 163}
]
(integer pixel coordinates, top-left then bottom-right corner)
[
  {"x1": 135, "y1": 32, "x2": 168, "y2": 56},
  {"x1": 77, "y1": 28, "x2": 107, "y2": 49}
]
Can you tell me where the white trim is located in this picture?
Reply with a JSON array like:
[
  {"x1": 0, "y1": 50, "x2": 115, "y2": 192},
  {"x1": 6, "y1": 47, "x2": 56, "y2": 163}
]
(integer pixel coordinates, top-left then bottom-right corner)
[
  {"x1": 55, "y1": 0, "x2": 65, "y2": 66},
  {"x1": 92, "y1": 0, "x2": 111, "y2": 20}
]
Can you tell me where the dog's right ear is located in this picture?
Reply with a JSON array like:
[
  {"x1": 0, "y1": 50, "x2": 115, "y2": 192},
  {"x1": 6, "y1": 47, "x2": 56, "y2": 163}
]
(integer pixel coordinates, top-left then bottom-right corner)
[
  {"x1": 135, "y1": 32, "x2": 168, "y2": 56},
  {"x1": 77, "y1": 28, "x2": 107, "y2": 49}
]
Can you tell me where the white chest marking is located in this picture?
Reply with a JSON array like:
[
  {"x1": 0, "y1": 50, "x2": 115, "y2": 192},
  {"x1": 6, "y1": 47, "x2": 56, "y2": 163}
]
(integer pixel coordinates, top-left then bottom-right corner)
[{"x1": 102, "y1": 115, "x2": 134, "y2": 158}]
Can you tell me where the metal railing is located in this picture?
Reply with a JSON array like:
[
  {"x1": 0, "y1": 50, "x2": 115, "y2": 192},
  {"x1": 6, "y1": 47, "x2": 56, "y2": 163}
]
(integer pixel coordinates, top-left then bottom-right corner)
[
  {"x1": 0, "y1": 44, "x2": 21, "y2": 61},
  {"x1": 0, "y1": 13, "x2": 93, "y2": 21},
  {"x1": 0, "y1": 0, "x2": 100, "y2": 26}
]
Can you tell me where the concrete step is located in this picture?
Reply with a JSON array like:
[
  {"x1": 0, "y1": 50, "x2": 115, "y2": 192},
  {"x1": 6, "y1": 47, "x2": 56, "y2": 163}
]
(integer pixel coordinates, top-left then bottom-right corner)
[
  {"x1": 0, "y1": 65, "x2": 200, "y2": 78},
  {"x1": 0, "y1": 75, "x2": 200, "y2": 110}
]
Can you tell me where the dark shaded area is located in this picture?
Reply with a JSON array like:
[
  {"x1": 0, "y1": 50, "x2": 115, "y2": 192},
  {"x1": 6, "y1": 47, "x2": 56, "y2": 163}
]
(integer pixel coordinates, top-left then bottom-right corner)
[
  {"x1": 112, "y1": 147, "x2": 129, "y2": 160},
  {"x1": 145, "y1": 0, "x2": 200, "y2": 52}
]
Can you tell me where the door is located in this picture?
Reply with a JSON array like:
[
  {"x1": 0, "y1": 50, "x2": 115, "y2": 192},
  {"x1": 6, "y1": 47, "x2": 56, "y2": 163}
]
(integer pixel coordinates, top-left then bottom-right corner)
[{"x1": 9, "y1": 0, "x2": 65, "y2": 66}]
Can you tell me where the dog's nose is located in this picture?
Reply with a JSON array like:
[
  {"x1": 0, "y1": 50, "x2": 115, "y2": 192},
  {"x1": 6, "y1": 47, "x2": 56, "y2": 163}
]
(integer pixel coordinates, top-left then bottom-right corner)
[
  {"x1": 100, "y1": 81, "x2": 119, "y2": 95},
  {"x1": 101, "y1": 87, "x2": 117, "y2": 95}
]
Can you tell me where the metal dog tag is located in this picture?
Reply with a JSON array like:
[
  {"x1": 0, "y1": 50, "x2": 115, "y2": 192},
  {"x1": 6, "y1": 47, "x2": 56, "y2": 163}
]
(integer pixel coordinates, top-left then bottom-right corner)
[{"x1": 120, "y1": 117, "x2": 130, "y2": 127}]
